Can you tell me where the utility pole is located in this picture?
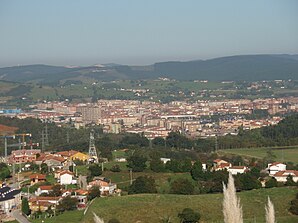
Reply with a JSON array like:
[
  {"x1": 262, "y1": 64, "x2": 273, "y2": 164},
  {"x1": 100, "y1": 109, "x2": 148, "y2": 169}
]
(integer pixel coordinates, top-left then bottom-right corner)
[
  {"x1": 45, "y1": 124, "x2": 49, "y2": 146},
  {"x1": 41, "y1": 129, "x2": 45, "y2": 152},
  {"x1": 130, "y1": 169, "x2": 133, "y2": 185},
  {"x1": 88, "y1": 129, "x2": 99, "y2": 163},
  {"x1": 215, "y1": 135, "x2": 218, "y2": 152},
  {"x1": 66, "y1": 130, "x2": 70, "y2": 144}
]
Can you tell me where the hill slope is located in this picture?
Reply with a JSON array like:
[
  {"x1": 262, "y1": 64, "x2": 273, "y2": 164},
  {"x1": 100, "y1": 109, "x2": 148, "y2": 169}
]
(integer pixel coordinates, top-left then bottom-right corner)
[
  {"x1": 82, "y1": 187, "x2": 297, "y2": 223},
  {"x1": 0, "y1": 54, "x2": 298, "y2": 84}
]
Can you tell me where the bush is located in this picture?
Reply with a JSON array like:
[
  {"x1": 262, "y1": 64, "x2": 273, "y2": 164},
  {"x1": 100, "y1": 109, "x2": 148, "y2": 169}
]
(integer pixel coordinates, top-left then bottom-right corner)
[
  {"x1": 128, "y1": 176, "x2": 157, "y2": 194},
  {"x1": 110, "y1": 164, "x2": 121, "y2": 172},
  {"x1": 170, "y1": 178, "x2": 194, "y2": 195},
  {"x1": 289, "y1": 195, "x2": 298, "y2": 215},
  {"x1": 178, "y1": 208, "x2": 200, "y2": 223},
  {"x1": 265, "y1": 177, "x2": 278, "y2": 188}
]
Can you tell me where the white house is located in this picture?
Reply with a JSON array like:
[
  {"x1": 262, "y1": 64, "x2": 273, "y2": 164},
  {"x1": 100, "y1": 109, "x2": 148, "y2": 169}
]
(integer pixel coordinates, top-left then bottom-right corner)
[
  {"x1": 88, "y1": 177, "x2": 117, "y2": 196},
  {"x1": 59, "y1": 170, "x2": 76, "y2": 185},
  {"x1": 267, "y1": 162, "x2": 286, "y2": 176},
  {"x1": 273, "y1": 170, "x2": 298, "y2": 183},
  {"x1": 160, "y1": 158, "x2": 171, "y2": 164},
  {"x1": 228, "y1": 166, "x2": 249, "y2": 175},
  {"x1": 35, "y1": 185, "x2": 53, "y2": 196}
]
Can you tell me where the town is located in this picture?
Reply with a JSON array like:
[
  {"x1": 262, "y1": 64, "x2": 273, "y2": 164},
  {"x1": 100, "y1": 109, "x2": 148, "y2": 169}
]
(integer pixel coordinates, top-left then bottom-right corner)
[{"x1": 0, "y1": 97, "x2": 297, "y2": 222}]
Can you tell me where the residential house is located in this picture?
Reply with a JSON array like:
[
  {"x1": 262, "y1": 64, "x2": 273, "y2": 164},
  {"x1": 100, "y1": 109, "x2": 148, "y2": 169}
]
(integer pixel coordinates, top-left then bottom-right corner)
[
  {"x1": 35, "y1": 185, "x2": 53, "y2": 196},
  {"x1": 56, "y1": 150, "x2": 79, "y2": 160},
  {"x1": 114, "y1": 157, "x2": 126, "y2": 162},
  {"x1": 9, "y1": 149, "x2": 41, "y2": 164},
  {"x1": 88, "y1": 177, "x2": 117, "y2": 196},
  {"x1": 228, "y1": 166, "x2": 249, "y2": 175},
  {"x1": 273, "y1": 170, "x2": 298, "y2": 183},
  {"x1": 70, "y1": 152, "x2": 90, "y2": 162},
  {"x1": 213, "y1": 159, "x2": 231, "y2": 171},
  {"x1": 160, "y1": 158, "x2": 171, "y2": 164},
  {"x1": 29, "y1": 196, "x2": 61, "y2": 212},
  {"x1": 29, "y1": 174, "x2": 46, "y2": 186},
  {"x1": 267, "y1": 162, "x2": 287, "y2": 176},
  {"x1": 58, "y1": 170, "x2": 76, "y2": 185}
]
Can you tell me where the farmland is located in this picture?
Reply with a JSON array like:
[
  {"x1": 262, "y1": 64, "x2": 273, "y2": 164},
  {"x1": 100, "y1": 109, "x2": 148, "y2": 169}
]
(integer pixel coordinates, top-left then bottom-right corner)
[{"x1": 219, "y1": 146, "x2": 298, "y2": 164}]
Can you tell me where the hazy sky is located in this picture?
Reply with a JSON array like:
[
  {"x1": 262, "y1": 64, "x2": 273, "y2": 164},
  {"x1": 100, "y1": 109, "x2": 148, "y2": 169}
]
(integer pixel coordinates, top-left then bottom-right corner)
[{"x1": 0, "y1": 0, "x2": 298, "y2": 67}]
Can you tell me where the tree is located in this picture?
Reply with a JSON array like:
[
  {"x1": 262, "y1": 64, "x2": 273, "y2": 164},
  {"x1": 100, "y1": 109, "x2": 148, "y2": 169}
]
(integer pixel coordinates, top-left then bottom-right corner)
[
  {"x1": 152, "y1": 137, "x2": 165, "y2": 147},
  {"x1": 150, "y1": 158, "x2": 165, "y2": 173},
  {"x1": 238, "y1": 173, "x2": 261, "y2": 190},
  {"x1": 178, "y1": 208, "x2": 200, "y2": 223},
  {"x1": 0, "y1": 163, "x2": 10, "y2": 180},
  {"x1": 40, "y1": 163, "x2": 49, "y2": 174},
  {"x1": 88, "y1": 186, "x2": 101, "y2": 200},
  {"x1": 110, "y1": 164, "x2": 121, "y2": 172},
  {"x1": 57, "y1": 195, "x2": 78, "y2": 211},
  {"x1": 128, "y1": 176, "x2": 157, "y2": 194},
  {"x1": 49, "y1": 184, "x2": 62, "y2": 197},
  {"x1": 127, "y1": 154, "x2": 147, "y2": 172},
  {"x1": 21, "y1": 197, "x2": 31, "y2": 216},
  {"x1": 191, "y1": 161, "x2": 204, "y2": 181},
  {"x1": 265, "y1": 178, "x2": 278, "y2": 188},
  {"x1": 289, "y1": 193, "x2": 298, "y2": 215},
  {"x1": 285, "y1": 175, "x2": 297, "y2": 186},
  {"x1": 89, "y1": 164, "x2": 103, "y2": 177},
  {"x1": 170, "y1": 178, "x2": 194, "y2": 195}
]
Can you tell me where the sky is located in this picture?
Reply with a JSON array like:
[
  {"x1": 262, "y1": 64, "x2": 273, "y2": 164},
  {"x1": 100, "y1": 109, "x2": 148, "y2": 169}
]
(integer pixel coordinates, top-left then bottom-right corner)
[{"x1": 0, "y1": 0, "x2": 298, "y2": 67}]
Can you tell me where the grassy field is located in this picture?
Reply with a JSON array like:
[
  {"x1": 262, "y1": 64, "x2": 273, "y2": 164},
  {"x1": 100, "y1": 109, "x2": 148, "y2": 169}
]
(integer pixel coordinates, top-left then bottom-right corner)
[
  {"x1": 82, "y1": 187, "x2": 298, "y2": 223},
  {"x1": 27, "y1": 187, "x2": 298, "y2": 223},
  {"x1": 103, "y1": 170, "x2": 192, "y2": 192},
  {"x1": 31, "y1": 210, "x2": 84, "y2": 223},
  {"x1": 219, "y1": 147, "x2": 298, "y2": 163}
]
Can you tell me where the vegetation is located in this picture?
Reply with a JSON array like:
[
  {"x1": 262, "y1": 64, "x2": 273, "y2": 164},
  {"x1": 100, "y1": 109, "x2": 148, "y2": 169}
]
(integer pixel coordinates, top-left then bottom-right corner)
[
  {"x1": 128, "y1": 176, "x2": 157, "y2": 194},
  {"x1": 178, "y1": 208, "x2": 201, "y2": 223},
  {"x1": 21, "y1": 197, "x2": 31, "y2": 216},
  {"x1": 289, "y1": 192, "x2": 298, "y2": 215},
  {"x1": 83, "y1": 187, "x2": 298, "y2": 223},
  {"x1": 0, "y1": 162, "x2": 11, "y2": 180}
]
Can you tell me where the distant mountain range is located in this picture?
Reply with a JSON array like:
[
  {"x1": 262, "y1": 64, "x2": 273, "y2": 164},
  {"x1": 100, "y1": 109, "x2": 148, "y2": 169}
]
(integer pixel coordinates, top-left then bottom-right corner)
[{"x1": 0, "y1": 54, "x2": 297, "y2": 84}]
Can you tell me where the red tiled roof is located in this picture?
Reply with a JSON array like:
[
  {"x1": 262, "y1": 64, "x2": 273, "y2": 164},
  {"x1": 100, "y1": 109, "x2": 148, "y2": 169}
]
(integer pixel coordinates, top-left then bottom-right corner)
[
  {"x1": 29, "y1": 174, "x2": 46, "y2": 180},
  {"x1": 273, "y1": 170, "x2": 298, "y2": 177},
  {"x1": 59, "y1": 170, "x2": 74, "y2": 176},
  {"x1": 39, "y1": 185, "x2": 53, "y2": 190},
  {"x1": 230, "y1": 166, "x2": 246, "y2": 169},
  {"x1": 56, "y1": 150, "x2": 78, "y2": 157}
]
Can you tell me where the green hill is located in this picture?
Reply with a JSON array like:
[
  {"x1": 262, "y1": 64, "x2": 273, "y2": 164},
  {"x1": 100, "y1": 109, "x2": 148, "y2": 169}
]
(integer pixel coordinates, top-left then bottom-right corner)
[
  {"x1": 1, "y1": 54, "x2": 298, "y2": 84},
  {"x1": 29, "y1": 187, "x2": 298, "y2": 223}
]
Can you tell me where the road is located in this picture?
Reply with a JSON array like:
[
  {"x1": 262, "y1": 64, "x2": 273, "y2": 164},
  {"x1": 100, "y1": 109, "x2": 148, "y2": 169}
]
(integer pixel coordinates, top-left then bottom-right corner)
[{"x1": 11, "y1": 209, "x2": 31, "y2": 223}]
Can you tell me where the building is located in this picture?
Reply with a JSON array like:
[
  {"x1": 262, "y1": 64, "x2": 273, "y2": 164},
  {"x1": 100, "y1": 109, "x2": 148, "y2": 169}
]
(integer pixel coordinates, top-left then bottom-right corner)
[
  {"x1": 0, "y1": 186, "x2": 21, "y2": 214},
  {"x1": 35, "y1": 185, "x2": 53, "y2": 196},
  {"x1": 88, "y1": 177, "x2": 117, "y2": 196},
  {"x1": 29, "y1": 197, "x2": 61, "y2": 212},
  {"x1": 267, "y1": 162, "x2": 287, "y2": 176},
  {"x1": 213, "y1": 159, "x2": 231, "y2": 171},
  {"x1": 70, "y1": 152, "x2": 90, "y2": 162},
  {"x1": 9, "y1": 149, "x2": 41, "y2": 164},
  {"x1": 228, "y1": 166, "x2": 249, "y2": 175},
  {"x1": 273, "y1": 170, "x2": 298, "y2": 183},
  {"x1": 29, "y1": 174, "x2": 46, "y2": 186},
  {"x1": 58, "y1": 170, "x2": 76, "y2": 185},
  {"x1": 77, "y1": 105, "x2": 101, "y2": 124}
]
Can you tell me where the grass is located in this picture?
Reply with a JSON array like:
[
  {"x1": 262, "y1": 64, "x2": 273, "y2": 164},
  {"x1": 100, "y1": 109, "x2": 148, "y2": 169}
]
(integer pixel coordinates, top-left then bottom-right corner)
[
  {"x1": 219, "y1": 147, "x2": 298, "y2": 163},
  {"x1": 83, "y1": 187, "x2": 298, "y2": 223},
  {"x1": 103, "y1": 170, "x2": 195, "y2": 192},
  {"x1": 31, "y1": 210, "x2": 84, "y2": 223}
]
